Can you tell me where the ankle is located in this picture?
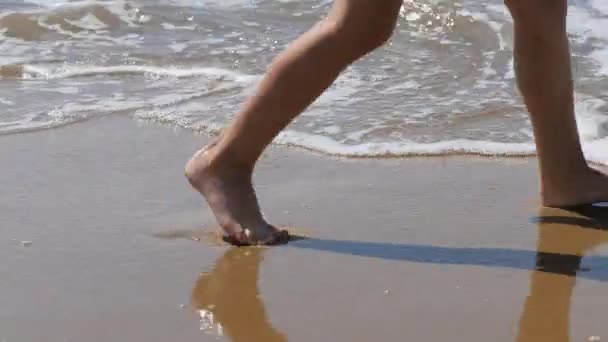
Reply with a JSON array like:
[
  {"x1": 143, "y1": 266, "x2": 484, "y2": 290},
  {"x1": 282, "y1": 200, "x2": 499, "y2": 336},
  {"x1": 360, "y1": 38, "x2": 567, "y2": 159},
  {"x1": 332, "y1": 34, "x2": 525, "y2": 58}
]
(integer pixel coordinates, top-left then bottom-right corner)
[
  {"x1": 203, "y1": 143, "x2": 255, "y2": 176},
  {"x1": 539, "y1": 157, "x2": 589, "y2": 183},
  {"x1": 540, "y1": 165, "x2": 604, "y2": 207}
]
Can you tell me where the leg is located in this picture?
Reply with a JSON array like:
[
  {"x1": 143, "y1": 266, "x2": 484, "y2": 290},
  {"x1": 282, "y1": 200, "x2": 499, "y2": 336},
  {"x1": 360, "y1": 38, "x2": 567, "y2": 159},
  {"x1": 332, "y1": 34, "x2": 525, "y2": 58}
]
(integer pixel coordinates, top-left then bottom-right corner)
[
  {"x1": 186, "y1": 0, "x2": 403, "y2": 245},
  {"x1": 506, "y1": 0, "x2": 608, "y2": 207}
]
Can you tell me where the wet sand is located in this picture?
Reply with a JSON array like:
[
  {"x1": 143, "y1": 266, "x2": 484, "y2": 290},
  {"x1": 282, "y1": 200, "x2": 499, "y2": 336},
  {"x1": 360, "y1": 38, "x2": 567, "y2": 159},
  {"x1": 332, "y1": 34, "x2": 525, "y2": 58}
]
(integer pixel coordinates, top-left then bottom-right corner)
[{"x1": 2, "y1": 116, "x2": 608, "y2": 342}]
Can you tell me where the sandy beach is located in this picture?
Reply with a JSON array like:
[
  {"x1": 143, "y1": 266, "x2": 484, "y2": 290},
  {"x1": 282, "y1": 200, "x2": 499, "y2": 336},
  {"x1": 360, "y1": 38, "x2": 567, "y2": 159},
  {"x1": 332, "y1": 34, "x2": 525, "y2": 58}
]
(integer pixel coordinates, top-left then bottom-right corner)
[{"x1": 2, "y1": 116, "x2": 608, "y2": 341}]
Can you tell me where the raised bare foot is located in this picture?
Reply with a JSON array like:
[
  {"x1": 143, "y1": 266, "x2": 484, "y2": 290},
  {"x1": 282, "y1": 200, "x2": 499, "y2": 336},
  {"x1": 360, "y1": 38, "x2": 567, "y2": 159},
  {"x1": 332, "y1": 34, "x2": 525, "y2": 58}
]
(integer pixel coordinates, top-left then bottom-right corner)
[
  {"x1": 542, "y1": 166, "x2": 608, "y2": 208},
  {"x1": 185, "y1": 144, "x2": 288, "y2": 246}
]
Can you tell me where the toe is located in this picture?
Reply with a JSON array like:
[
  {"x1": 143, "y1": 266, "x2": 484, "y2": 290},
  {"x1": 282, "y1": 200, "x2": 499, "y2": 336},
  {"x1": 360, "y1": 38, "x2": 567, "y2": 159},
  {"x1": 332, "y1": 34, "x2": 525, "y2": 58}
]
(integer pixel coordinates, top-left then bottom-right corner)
[
  {"x1": 221, "y1": 231, "x2": 251, "y2": 247},
  {"x1": 222, "y1": 228, "x2": 290, "y2": 247}
]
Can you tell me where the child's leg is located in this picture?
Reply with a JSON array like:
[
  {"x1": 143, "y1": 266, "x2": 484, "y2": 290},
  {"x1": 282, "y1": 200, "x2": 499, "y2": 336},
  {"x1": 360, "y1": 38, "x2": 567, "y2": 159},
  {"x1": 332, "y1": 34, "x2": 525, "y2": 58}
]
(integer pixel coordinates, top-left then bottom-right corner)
[
  {"x1": 506, "y1": 0, "x2": 608, "y2": 207},
  {"x1": 186, "y1": 0, "x2": 403, "y2": 245}
]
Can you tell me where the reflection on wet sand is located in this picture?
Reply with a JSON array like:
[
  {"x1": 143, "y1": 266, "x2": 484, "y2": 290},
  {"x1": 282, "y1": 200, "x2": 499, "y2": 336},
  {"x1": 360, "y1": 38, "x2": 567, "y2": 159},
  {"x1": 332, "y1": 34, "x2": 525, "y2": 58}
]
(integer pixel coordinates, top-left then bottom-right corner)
[
  {"x1": 187, "y1": 206, "x2": 608, "y2": 342},
  {"x1": 517, "y1": 206, "x2": 608, "y2": 342},
  {"x1": 191, "y1": 247, "x2": 286, "y2": 342}
]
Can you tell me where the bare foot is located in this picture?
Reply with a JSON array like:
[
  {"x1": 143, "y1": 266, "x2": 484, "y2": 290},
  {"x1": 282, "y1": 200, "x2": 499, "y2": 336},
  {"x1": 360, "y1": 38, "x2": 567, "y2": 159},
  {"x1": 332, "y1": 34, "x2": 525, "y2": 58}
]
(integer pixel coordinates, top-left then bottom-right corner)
[
  {"x1": 542, "y1": 166, "x2": 608, "y2": 208},
  {"x1": 185, "y1": 144, "x2": 288, "y2": 246}
]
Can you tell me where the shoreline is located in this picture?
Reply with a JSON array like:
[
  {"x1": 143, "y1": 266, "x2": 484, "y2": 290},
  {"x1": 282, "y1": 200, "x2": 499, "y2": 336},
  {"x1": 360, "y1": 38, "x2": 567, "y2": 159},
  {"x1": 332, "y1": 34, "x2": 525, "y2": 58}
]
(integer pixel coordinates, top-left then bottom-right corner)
[{"x1": 0, "y1": 114, "x2": 540, "y2": 161}]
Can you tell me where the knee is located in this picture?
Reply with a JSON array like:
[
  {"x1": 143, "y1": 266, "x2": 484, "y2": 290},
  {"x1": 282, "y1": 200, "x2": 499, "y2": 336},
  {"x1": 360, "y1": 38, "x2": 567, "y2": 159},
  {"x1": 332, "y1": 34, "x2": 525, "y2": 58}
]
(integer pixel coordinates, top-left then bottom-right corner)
[
  {"x1": 505, "y1": 0, "x2": 567, "y2": 28},
  {"x1": 328, "y1": 2, "x2": 401, "y2": 56}
]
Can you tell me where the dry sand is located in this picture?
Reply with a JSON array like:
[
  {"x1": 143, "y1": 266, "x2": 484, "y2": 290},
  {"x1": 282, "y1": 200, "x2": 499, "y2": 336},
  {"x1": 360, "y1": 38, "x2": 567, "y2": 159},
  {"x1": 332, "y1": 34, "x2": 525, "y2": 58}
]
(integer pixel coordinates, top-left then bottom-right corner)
[{"x1": 2, "y1": 116, "x2": 608, "y2": 341}]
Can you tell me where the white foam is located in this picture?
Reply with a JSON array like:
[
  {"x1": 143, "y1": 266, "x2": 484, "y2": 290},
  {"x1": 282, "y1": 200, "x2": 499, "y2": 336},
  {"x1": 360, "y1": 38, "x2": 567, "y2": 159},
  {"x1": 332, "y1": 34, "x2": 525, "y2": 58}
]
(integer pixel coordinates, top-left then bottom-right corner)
[
  {"x1": 0, "y1": 93, "x2": 148, "y2": 136},
  {"x1": 161, "y1": 22, "x2": 196, "y2": 31},
  {"x1": 584, "y1": 138, "x2": 608, "y2": 165},
  {"x1": 278, "y1": 130, "x2": 608, "y2": 165},
  {"x1": 21, "y1": 64, "x2": 259, "y2": 82},
  {"x1": 590, "y1": 0, "x2": 608, "y2": 13},
  {"x1": 169, "y1": 42, "x2": 188, "y2": 53},
  {"x1": 23, "y1": 0, "x2": 75, "y2": 7},
  {"x1": 159, "y1": 90, "x2": 607, "y2": 164},
  {"x1": 574, "y1": 95, "x2": 608, "y2": 141},
  {"x1": 380, "y1": 80, "x2": 421, "y2": 95},
  {"x1": 64, "y1": 13, "x2": 108, "y2": 30},
  {"x1": 567, "y1": 4, "x2": 608, "y2": 76},
  {"x1": 458, "y1": 8, "x2": 509, "y2": 51},
  {"x1": 135, "y1": 109, "x2": 196, "y2": 127},
  {"x1": 0, "y1": 113, "x2": 78, "y2": 134},
  {"x1": 14, "y1": 0, "x2": 150, "y2": 36},
  {"x1": 166, "y1": 0, "x2": 256, "y2": 8},
  {"x1": 0, "y1": 97, "x2": 14, "y2": 105},
  {"x1": 274, "y1": 130, "x2": 536, "y2": 158}
]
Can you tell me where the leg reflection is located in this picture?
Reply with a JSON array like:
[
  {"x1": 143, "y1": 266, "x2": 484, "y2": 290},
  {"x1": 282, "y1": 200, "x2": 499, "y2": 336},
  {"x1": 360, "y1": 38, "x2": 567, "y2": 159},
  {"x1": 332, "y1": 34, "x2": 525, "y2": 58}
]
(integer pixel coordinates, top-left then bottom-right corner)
[
  {"x1": 191, "y1": 247, "x2": 286, "y2": 342},
  {"x1": 517, "y1": 206, "x2": 608, "y2": 342}
]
